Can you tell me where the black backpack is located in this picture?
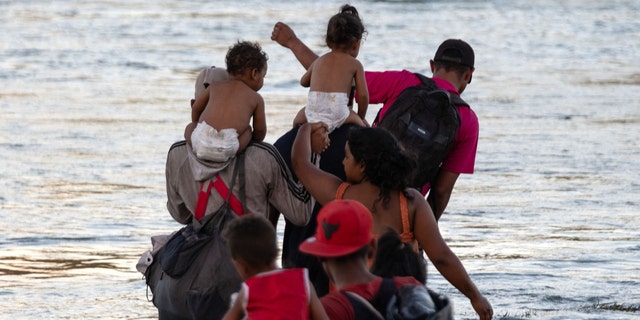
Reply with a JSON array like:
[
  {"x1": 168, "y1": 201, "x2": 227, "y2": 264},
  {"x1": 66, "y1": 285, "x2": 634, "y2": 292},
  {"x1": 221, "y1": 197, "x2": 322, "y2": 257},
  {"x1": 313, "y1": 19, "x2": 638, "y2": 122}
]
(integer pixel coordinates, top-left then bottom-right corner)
[
  {"x1": 375, "y1": 74, "x2": 468, "y2": 189},
  {"x1": 343, "y1": 278, "x2": 453, "y2": 320}
]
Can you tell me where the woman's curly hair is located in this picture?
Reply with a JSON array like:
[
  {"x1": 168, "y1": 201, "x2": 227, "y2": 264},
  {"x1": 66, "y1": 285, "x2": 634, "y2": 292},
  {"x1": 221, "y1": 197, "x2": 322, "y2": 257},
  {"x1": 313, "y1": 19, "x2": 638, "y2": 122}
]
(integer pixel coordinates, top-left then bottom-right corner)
[{"x1": 347, "y1": 127, "x2": 416, "y2": 209}]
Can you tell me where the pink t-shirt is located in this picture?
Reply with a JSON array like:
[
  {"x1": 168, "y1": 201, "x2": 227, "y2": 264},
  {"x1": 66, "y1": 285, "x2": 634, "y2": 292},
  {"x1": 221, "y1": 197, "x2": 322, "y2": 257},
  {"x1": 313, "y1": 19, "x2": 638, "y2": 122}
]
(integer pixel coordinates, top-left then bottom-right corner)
[{"x1": 366, "y1": 70, "x2": 479, "y2": 192}]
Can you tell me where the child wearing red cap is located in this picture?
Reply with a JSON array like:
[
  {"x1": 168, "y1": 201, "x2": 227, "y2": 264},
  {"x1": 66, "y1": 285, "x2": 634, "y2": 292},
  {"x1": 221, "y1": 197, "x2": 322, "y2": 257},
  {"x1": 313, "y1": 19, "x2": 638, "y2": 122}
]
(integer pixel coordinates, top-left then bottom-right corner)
[{"x1": 299, "y1": 200, "x2": 424, "y2": 319}]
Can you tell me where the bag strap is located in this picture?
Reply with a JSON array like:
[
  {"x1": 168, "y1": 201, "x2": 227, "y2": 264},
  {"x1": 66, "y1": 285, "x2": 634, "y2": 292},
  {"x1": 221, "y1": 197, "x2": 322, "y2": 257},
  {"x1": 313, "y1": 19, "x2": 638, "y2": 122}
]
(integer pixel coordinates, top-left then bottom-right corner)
[
  {"x1": 214, "y1": 152, "x2": 245, "y2": 216},
  {"x1": 195, "y1": 180, "x2": 215, "y2": 221},
  {"x1": 414, "y1": 73, "x2": 469, "y2": 107},
  {"x1": 194, "y1": 153, "x2": 245, "y2": 221},
  {"x1": 238, "y1": 150, "x2": 247, "y2": 214},
  {"x1": 343, "y1": 278, "x2": 397, "y2": 320},
  {"x1": 343, "y1": 291, "x2": 384, "y2": 320},
  {"x1": 374, "y1": 277, "x2": 398, "y2": 309}
]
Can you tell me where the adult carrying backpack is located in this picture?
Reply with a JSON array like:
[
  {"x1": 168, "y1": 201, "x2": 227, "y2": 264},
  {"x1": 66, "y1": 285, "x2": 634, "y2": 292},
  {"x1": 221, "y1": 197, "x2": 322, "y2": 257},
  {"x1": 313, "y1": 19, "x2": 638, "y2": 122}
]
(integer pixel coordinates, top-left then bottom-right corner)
[
  {"x1": 375, "y1": 73, "x2": 469, "y2": 189},
  {"x1": 142, "y1": 152, "x2": 246, "y2": 320}
]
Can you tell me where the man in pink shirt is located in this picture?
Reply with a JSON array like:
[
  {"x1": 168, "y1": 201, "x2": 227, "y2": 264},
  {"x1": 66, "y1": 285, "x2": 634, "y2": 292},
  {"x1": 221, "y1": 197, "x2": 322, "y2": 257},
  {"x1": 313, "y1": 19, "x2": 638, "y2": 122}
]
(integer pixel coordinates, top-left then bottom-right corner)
[{"x1": 271, "y1": 22, "x2": 478, "y2": 220}]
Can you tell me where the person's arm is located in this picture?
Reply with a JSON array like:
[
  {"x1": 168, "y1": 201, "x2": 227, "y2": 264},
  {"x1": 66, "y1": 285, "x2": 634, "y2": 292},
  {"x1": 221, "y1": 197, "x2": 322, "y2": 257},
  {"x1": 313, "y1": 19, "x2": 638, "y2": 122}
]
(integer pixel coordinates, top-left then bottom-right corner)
[
  {"x1": 251, "y1": 96, "x2": 267, "y2": 142},
  {"x1": 271, "y1": 21, "x2": 319, "y2": 70},
  {"x1": 353, "y1": 60, "x2": 368, "y2": 120},
  {"x1": 291, "y1": 123, "x2": 343, "y2": 205},
  {"x1": 308, "y1": 281, "x2": 329, "y2": 320},
  {"x1": 222, "y1": 288, "x2": 246, "y2": 320},
  {"x1": 191, "y1": 87, "x2": 209, "y2": 123},
  {"x1": 300, "y1": 61, "x2": 315, "y2": 87},
  {"x1": 260, "y1": 124, "x2": 328, "y2": 226},
  {"x1": 426, "y1": 169, "x2": 459, "y2": 220},
  {"x1": 165, "y1": 143, "x2": 194, "y2": 225},
  {"x1": 411, "y1": 189, "x2": 493, "y2": 320}
]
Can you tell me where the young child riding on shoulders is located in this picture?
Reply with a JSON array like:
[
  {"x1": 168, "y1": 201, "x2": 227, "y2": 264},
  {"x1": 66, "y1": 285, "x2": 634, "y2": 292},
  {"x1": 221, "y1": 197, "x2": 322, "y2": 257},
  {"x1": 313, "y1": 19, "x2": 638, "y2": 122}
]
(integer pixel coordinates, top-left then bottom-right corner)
[
  {"x1": 222, "y1": 215, "x2": 328, "y2": 320},
  {"x1": 186, "y1": 40, "x2": 268, "y2": 162},
  {"x1": 292, "y1": 4, "x2": 369, "y2": 132}
]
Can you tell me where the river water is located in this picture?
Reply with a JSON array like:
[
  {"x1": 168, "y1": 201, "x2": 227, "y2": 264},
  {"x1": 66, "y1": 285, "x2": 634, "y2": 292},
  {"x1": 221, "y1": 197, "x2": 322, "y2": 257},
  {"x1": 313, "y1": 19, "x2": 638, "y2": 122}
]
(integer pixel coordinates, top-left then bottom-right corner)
[{"x1": 1, "y1": 0, "x2": 639, "y2": 319}]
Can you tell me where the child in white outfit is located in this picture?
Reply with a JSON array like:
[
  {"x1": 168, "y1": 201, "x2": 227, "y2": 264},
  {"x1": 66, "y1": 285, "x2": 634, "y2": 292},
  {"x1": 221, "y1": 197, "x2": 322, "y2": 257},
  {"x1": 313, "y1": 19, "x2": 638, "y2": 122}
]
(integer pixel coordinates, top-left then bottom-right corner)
[
  {"x1": 292, "y1": 5, "x2": 369, "y2": 132},
  {"x1": 185, "y1": 41, "x2": 268, "y2": 162}
]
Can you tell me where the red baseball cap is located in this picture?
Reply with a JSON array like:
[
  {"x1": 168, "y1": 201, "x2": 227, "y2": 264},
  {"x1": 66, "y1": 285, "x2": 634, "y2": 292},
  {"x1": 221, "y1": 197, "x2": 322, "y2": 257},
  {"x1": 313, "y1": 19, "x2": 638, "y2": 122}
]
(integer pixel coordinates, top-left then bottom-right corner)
[{"x1": 299, "y1": 200, "x2": 373, "y2": 258}]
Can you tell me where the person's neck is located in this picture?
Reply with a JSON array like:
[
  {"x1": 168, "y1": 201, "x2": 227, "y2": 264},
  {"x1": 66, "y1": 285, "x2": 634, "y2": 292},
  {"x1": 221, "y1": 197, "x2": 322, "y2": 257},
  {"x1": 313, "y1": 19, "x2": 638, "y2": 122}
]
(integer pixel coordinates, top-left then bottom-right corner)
[
  {"x1": 433, "y1": 71, "x2": 463, "y2": 93},
  {"x1": 328, "y1": 259, "x2": 378, "y2": 290},
  {"x1": 245, "y1": 262, "x2": 277, "y2": 279}
]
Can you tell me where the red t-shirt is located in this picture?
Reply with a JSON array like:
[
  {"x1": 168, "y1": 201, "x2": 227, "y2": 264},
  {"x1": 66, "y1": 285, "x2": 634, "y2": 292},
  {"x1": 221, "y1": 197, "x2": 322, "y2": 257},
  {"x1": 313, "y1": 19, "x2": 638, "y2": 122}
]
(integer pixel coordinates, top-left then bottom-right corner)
[
  {"x1": 244, "y1": 268, "x2": 311, "y2": 320},
  {"x1": 320, "y1": 276, "x2": 421, "y2": 320}
]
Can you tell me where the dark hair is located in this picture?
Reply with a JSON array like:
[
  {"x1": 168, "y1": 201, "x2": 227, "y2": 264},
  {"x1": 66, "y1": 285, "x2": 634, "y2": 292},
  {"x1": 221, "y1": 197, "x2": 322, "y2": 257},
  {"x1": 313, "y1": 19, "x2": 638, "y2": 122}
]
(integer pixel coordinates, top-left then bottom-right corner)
[
  {"x1": 347, "y1": 127, "x2": 416, "y2": 209},
  {"x1": 225, "y1": 40, "x2": 268, "y2": 76},
  {"x1": 331, "y1": 244, "x2": 370, "y2": 264},
  {"x1": 325, "y1": 4, "x2": 366, "y2": 50},
  {"x1": 223, "y1": 215, "x2": 278, "y2": 268},
  {"x1": 433, "y1": 60, "x2": 471, "y2": 80},
  {"x1": 370, "y1": 229, "x2": 427, "y2": 284}
]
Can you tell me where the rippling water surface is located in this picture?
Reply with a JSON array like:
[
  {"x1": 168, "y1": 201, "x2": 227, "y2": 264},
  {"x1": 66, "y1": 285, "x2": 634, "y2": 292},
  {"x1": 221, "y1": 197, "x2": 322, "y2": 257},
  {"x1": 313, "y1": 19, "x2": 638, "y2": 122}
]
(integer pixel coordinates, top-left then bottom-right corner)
[{"x1": 1, "y1": 0, "x2": 639, "y2": 319}]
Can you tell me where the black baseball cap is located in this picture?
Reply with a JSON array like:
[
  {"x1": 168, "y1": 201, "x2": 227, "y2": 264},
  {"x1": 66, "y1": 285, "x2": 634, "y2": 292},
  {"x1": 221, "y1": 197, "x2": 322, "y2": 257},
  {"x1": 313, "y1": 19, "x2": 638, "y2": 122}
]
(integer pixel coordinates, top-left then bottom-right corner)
[{"x1": 433, "y1": 39, "x2": 475, "y2": 68}]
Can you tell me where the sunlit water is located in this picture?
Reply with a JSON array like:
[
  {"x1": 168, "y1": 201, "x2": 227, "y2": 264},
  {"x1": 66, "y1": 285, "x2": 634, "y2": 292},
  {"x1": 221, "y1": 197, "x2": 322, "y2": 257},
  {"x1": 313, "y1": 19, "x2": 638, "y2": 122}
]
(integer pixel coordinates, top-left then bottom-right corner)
[{"x1": 1, "y1": 0, "x2": 639, "y2": 319}]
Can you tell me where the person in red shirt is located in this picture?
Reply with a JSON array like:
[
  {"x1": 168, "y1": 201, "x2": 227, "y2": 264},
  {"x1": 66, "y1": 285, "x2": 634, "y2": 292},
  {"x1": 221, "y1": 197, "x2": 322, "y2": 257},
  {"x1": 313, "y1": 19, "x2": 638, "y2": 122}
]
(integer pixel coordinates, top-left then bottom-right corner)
[
  {"x1": 271, "y1": 22, "x2": 478, "y2": 221},
  {"x1": 299, "y1": 199, "x2": 426, "y2": 320},
  {"x1": 222, "y1": 215, "x2": 328, "y2": 320}
]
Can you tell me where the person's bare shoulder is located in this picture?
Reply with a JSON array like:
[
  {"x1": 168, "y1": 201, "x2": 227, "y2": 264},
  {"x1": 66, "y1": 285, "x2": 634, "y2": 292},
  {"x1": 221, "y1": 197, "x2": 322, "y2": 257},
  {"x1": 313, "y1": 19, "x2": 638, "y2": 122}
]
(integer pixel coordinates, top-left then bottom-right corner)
[{"x1": 236, "y1": 82, "x2": 263, "y2": 111}]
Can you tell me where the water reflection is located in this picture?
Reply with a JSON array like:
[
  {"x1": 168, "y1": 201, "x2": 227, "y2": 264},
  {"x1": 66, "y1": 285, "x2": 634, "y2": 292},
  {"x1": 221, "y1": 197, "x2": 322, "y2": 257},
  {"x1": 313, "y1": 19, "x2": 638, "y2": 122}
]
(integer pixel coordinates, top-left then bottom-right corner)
[{"x1": 0, "y1": 246, "x2": 136, "y2": 278}]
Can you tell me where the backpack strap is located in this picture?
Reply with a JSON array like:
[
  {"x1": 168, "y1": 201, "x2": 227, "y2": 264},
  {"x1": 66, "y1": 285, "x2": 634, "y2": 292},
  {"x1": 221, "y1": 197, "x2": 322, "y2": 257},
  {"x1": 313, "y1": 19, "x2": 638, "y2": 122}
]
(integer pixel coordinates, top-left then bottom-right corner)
[
  {"x1": 194, "y1": 153, "x2": 246, "y2": 221},
  {"x1": 238, "y1": 150, "x2": 247, "y2": 214},
  {"x1": 335, "y1": 182, "x2": 351, "y2": 200},
  {"x1": 414, "y1": 73, "x2": 469, "y2": 107},
  {"x1": 343, "y1": 278, "x2": 397, "y2": 320},
  {"x1": 343, "y1": 291, "x2": 384, "y2": 320},
  {"x1": 372, "y1": 278, "x2": 398, "y2": 311},
  {"x1": 195, "y1": 180, "x2": 215, "y2": 221}
]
